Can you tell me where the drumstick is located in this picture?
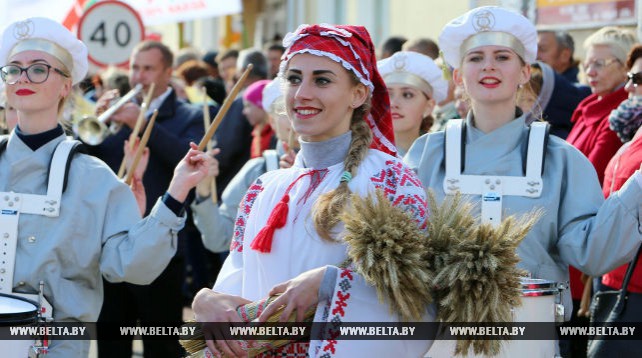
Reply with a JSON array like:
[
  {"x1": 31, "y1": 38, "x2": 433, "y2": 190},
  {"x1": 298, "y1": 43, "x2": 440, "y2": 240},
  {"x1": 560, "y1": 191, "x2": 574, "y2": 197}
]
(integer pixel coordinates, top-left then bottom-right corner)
[
  {"x1": 202, "y1": 89, "x2": 218, "y2": 204},
  {"x1": 197, "y1": 64, "x2": 253, "y2": 151},
  {"x1": 117, "y1": 83, "x2": 156, "y2": 178},
  {"x1": 125, "y1": 109, "x2": 158, "y2": 185}
]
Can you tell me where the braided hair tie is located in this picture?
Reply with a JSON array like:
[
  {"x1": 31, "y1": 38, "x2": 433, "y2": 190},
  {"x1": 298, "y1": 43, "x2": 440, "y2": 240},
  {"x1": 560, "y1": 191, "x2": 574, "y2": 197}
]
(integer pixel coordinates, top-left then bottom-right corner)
[{"x1": 340, "y1": 171, "x2": 353, "y2": 183}]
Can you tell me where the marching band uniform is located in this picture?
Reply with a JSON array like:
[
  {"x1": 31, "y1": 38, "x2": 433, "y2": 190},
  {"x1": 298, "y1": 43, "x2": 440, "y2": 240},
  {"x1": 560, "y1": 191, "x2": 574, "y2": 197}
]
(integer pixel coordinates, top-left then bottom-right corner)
[
  {"x1": 1, "y1": 129, "x2": 184, "y2": 356},
  {"x1": 212, "y1": 24, "x2": 434, "y2": 357},
  {"x1": 405, "y1": 6, "x2": 642, "y2": 322},
  {"x1": 0, "y1": 18, "x2": 195, "y2": 357}
]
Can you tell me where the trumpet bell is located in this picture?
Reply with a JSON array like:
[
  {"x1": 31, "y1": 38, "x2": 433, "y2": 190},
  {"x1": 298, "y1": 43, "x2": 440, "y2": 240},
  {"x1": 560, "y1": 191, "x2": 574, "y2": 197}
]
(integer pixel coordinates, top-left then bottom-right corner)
[
  {"x1": 75, "y1": 83, "x2": 143, "y2": 145},
  {"x1": 75, "y1": 115, "x2": 111, "y2": 145}
]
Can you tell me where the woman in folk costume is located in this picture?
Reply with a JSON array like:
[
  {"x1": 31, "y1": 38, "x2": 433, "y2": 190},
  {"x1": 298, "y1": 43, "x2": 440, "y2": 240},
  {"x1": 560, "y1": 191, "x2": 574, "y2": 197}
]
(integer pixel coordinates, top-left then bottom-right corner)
[
  {"x1": 405, "y1": 5, "x2": 642, "y2": 332},
  {"x1": 0, "y1": 17, "x2": 211, "y2": 357},
  {"x1": 192, "y1": 24, "x2": 433, "y2": 357},
  {"x1": 377, "y1": 51, "x2": 449, "y2": 156}
]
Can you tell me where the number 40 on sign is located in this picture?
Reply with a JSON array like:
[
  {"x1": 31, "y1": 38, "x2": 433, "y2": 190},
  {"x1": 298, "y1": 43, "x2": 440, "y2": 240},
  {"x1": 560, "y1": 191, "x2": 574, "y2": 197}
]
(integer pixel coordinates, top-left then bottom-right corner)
[{"x1": 77, "y1": 0, "x2": 145, "y2": 68}]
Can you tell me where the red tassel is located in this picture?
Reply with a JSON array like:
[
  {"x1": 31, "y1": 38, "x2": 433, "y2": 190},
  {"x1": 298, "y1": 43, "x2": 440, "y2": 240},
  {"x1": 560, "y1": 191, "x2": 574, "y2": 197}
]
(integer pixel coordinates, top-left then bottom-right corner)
[{"x1": 250, "y1": 194, "x2": 290, "y2": 253}]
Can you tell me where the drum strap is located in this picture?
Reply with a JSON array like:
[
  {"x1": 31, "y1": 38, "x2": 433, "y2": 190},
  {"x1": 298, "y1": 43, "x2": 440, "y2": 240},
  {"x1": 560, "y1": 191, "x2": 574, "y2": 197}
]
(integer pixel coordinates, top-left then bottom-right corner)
[
  {"x1": 443, "y1": 119, "x2": 548, "y2": 227},
  {"x1": 0, "y1": 136, "x2": 7, "y2": 153},
  {"x1": 0, "y1": 139, "x2": 80, "y2": 319}
]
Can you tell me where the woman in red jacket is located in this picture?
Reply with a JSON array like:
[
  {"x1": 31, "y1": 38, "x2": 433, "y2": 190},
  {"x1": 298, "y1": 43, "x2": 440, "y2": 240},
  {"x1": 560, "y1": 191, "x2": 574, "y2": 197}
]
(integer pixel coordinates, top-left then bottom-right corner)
[
  {"x1": 600, "y1": 44, "x2": 642, "y2": 294},
  {"x1": 567, "y1": 27, "x2": 637, "y2": 183},
  {"x1": 564, "y1": 28, "x2": 637, "y2": 345}
]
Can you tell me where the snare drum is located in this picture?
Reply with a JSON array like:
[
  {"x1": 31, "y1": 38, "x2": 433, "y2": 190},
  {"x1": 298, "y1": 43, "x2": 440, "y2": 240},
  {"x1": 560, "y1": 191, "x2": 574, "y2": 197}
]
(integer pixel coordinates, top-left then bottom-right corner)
[
  {"x1": 505, "y1": 278, "x2": 561, "y2": 357},
  {"x1": 0, "y1": 293, "x2": 39, "y2": 358},
  {"x1": 425, "y1": 278, "x2": 562, "y2": 357}
]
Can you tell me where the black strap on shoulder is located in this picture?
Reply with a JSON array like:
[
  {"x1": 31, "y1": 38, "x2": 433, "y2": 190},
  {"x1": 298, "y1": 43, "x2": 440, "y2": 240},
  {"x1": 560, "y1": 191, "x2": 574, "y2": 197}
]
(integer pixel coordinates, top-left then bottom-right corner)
[
  {"x1": 521, "y1": 128, "x2": 529, "y2": 175},
  {"x1": 541, "y1": 124, "x2": 550, "y2": 176},
  {"x1": 442, "y1": 121, "x2": 467, "y2": 173},
  {"x1": 46, "y1": 140, "x2": 87, "y2": 194},
  {"x1": 0, "y1": 137, "x2": 8, "y2": 154},
  {"x1": 63, "y1": 141, "x2": 86, "y2": 193},
  {"x1": 521, "y1": 122, "x2": 550, "y2": 176},
  {"x1": 460, "y1": 121, "x2": 467, "y2": 173}
]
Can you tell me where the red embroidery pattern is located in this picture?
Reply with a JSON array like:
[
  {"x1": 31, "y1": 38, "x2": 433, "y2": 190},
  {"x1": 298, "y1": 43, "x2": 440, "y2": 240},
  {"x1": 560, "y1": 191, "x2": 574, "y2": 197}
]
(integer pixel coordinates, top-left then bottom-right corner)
[
  {"x1": 322, "y1": 332, "x2": 340, "y2": 355},
  {"x1": 257, "y1": 341, "x2": 310, "y2": 357},
  {"x1": 320, "y1": 268, "x2": 354, "y2": 357},
  {"x1": 370, "y1": 160, "x2": 428, "y2": 229},
  {"x1": 231, "y1": 180, "x2": 264, "y2": 252},
  {"x1": 331, "y1": 291, "x2": 350, "y2": 317}
]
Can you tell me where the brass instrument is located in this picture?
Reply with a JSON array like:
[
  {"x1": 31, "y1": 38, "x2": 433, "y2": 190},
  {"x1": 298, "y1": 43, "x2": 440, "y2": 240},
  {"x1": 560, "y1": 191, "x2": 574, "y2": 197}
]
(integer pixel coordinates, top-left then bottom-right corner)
[{"x1": 75, "y1": 83, "x2": 143, "y2": 145}]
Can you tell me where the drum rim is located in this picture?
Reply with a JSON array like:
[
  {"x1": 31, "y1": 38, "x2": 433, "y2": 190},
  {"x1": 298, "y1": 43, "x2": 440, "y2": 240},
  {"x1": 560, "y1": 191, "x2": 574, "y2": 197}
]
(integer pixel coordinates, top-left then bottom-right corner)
[
  {"x1": 0, "y1": 293, "x2": 39, "y2": 323},
  {"x1": 520, "y1": 278, "x2": 558, "y2": 290},
  {"x1": 522, "y1": 289, "x2": 558, "y2": 297}
]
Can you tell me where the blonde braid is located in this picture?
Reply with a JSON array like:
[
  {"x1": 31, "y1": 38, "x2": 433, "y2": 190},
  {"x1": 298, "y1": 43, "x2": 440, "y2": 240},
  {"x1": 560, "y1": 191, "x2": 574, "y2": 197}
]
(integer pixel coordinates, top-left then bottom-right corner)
[{"x1": 313, "y1": 105, "x2": 372, "y2": 241}]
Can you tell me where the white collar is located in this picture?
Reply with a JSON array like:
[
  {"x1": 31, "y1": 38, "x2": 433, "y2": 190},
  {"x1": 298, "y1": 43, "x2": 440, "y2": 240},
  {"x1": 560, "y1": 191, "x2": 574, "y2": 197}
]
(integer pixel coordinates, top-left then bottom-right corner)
[{"x1": 146, "y1": 87, "x2": 172, "y2": 116}]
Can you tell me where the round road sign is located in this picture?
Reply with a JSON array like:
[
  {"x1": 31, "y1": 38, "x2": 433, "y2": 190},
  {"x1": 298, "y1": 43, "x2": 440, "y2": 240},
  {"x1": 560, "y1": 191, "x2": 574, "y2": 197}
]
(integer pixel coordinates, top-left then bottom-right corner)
[{"x1": 77, "y1": 0, "x2": 144, "y2": 67}]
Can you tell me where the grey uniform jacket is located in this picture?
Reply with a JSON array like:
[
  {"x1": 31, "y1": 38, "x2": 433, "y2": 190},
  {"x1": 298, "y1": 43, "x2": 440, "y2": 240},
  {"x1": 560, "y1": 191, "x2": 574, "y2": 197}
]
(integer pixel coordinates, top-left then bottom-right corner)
[
  {"x1": 0, "y1": 132, "x2": 185, "y2": 356},
  {"x1": 405, "y1": 114, "x2": 642, "y2": 318},
  {"x1": 192, "y1": 148, "x2": 281, "y2": 253}
]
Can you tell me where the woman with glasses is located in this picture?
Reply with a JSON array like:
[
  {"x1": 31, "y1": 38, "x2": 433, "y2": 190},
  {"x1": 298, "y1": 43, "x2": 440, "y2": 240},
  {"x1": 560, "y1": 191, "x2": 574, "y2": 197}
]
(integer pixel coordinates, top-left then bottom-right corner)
[
  {"x1": 406, "y1": 7, "x2": 642, "y2": 355},
  {"x1": 596, "y1": 43, "x2": 642, "y2": 310},
  {"x1": 0, "y1": 17, "x2": 212, "y2": 357},
  {"x1": 567, "y1": 26, "x2": 637, "y2": 184},
  {"x1": 564, "y1": 28, "x2": 637, "y2": 346}
]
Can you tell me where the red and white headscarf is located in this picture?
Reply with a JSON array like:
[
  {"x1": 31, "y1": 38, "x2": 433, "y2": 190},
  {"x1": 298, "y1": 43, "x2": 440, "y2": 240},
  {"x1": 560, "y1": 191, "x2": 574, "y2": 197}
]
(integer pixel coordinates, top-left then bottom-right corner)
[{"x1": 279, "y1": 24, "x2": 397, "y2": 157}]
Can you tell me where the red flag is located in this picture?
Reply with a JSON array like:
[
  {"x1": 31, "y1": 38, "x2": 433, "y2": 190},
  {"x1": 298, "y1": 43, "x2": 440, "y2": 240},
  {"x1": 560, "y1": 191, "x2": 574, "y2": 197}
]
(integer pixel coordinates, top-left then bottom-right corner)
[{"x1": 62, "y1": 0, "x2": 89, "y2": 32}]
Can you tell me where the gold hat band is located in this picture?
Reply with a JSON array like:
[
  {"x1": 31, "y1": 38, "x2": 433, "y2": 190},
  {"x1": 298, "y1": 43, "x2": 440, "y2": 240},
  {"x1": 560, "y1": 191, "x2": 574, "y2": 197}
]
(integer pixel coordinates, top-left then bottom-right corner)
[
  {"x1": 460, "y1": 31, "x2": 525, "y2": 63},
  {"x1": 9, "y1": 38, "x2": 73, "y2": 73},
  {"x1": 383, "y1": 72, "x2": 434, "y2": 98}
]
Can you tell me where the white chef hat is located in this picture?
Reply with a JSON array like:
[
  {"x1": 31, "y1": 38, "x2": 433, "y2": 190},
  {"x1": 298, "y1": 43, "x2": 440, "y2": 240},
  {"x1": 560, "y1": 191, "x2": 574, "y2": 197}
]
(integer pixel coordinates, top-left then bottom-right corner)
[
  {"x1": 439, "y1": 6, "x2": 537, "y2": 69},
  {"x1": 377, "y1": 51, "x2": 449, "y2": 103},
  {"x1": 0, "y1": 17, "x2": 88, "y2": 84}
]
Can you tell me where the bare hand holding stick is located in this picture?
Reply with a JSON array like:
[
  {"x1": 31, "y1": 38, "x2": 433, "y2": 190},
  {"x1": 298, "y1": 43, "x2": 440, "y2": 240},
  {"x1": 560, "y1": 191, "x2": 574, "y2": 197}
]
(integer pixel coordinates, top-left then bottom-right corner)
[
  {"x1": 125, "y1": 109, "x2": 158, "y2": 185},
  {"x1": 118, "y1": 83, "x2": 156, "y2": 178}
]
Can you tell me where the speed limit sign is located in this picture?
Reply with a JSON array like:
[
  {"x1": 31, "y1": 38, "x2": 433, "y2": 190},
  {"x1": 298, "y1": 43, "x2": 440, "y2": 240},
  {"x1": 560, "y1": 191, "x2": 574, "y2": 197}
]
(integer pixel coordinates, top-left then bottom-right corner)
[{"x1": 77, "y1": 0, "x2": 145, "y2": 67}]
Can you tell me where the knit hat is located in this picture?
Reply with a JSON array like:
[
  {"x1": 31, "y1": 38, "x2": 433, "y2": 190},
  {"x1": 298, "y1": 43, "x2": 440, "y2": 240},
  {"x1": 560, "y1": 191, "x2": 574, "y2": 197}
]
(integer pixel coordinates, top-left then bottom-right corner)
[{"x1": 243, "y1": 79, "x2": 271, "y2": 109}]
